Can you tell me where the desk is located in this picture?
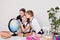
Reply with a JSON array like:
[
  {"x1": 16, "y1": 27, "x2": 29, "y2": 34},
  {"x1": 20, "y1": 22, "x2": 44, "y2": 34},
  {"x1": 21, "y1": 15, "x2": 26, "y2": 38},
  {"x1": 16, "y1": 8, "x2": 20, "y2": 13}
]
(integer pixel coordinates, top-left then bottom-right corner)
[
  {"x1": 0, "y1": 33, "x2": 52, "y2": 40},
  {"x1": 0, "y1": 36, "x2": 26, "y2": 40},
  {"x1": 0, "y1": 36, "x2": 43, "y2": 40},
  {"x1": 0, "y1": 34, "x2": 53, "y2": 40}
]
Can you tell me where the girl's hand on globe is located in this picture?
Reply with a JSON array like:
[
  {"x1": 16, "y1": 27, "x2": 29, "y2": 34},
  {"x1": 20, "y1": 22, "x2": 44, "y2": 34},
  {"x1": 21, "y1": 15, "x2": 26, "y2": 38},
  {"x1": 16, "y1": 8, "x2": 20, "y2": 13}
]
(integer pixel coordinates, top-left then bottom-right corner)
[
  {"x1": 19, "y1": 21, "x2": 22, "y2": 25},
  {"x1": 19, "y1": 21, "x2": 22, "y2": 27}
]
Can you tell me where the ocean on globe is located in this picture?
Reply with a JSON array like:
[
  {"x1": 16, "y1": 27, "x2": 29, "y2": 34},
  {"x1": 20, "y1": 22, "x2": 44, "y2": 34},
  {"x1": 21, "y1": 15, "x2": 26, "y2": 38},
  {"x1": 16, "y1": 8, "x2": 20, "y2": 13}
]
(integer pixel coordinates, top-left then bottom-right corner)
[{"x1": 9, "y1": 19, "x2": 20, "y2": 33}]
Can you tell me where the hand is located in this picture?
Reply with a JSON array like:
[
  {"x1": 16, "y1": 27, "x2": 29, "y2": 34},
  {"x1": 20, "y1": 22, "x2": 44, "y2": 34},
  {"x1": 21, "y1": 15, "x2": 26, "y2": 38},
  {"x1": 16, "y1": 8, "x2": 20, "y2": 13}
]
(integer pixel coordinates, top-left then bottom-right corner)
[
  {"x1": 11, "y1": 17, "x2": 17, "y2": 20},
  {"x1": 17, "y1": 33, "x2": 23, "y2": 37}
]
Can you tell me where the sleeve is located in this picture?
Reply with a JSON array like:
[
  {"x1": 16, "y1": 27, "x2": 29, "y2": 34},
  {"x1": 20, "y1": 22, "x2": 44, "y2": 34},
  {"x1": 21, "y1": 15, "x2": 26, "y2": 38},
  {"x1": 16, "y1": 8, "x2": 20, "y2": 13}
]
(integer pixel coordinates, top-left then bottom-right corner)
[{"x1": 16, "y1": 15, "x2": 22, "y2": 22}]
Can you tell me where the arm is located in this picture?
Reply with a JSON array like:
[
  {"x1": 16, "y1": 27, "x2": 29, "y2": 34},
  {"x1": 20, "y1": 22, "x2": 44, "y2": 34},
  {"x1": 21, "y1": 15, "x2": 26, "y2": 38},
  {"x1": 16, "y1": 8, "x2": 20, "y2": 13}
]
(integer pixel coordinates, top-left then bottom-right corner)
[{"x1": 20, "y1": 23, "x2": 30, "y2": 32}]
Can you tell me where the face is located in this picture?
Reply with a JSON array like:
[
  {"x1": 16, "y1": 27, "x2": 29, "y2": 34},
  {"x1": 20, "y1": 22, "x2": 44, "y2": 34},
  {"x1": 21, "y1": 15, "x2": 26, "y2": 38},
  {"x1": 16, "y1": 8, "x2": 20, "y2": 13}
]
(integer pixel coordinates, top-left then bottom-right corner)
[
  {"x1": 22, "y1": 16, "x2": 27, "y2": 22},
  {"x1": 19, "y1": 11, "x2": 25, "y2": 17},
  {"x1": 25, "y1": 13, "x2": 30, "y2": 18}
]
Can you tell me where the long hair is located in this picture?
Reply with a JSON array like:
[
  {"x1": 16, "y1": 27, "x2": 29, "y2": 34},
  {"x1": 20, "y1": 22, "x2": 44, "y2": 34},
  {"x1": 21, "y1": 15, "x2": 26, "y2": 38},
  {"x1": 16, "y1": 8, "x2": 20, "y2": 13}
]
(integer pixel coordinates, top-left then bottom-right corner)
[{"x1": 27, "y1": 18, "x2": 30, "y2": 23}]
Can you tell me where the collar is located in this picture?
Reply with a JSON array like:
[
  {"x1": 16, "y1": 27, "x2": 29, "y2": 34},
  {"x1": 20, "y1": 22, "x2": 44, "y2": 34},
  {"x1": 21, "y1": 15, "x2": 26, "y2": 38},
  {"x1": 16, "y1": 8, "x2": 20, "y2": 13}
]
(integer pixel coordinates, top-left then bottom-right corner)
[{"x1": 30, "y1": 17, "x2": 34, "y2": 23}]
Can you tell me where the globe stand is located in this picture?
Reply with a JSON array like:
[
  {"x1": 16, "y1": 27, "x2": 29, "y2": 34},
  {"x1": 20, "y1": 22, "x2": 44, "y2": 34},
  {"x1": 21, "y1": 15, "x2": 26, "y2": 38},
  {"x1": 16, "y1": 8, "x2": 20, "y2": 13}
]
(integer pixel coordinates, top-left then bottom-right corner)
[
  {"x1": 12, "y1": 33, "x2": 17, "y2": 36},
  {"x1": 8, "y1": 18, "x2": 20, "y2": 36}
]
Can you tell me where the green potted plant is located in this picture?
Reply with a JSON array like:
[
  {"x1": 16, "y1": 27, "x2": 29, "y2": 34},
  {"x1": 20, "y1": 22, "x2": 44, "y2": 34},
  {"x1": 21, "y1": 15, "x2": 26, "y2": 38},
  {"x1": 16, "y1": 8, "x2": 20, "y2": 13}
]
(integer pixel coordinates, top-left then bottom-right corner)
[{"x1": 47, "y1": 7, "x2": 60, "y2": 35}]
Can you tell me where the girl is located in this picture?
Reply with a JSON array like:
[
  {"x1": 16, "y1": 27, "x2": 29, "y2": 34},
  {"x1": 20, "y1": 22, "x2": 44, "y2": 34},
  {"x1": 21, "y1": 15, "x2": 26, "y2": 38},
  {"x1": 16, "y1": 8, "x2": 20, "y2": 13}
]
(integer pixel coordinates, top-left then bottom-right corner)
[{"x1": 20, "y1": 15, "x2": 32, "y2": 37}]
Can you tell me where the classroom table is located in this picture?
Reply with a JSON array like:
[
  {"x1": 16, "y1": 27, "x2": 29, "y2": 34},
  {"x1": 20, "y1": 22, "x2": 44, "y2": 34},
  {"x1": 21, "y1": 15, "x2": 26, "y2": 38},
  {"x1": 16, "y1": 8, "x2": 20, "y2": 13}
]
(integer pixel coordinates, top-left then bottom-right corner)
[{"x1": 0, "y1": 36, "x2": 26, "y2": 40}]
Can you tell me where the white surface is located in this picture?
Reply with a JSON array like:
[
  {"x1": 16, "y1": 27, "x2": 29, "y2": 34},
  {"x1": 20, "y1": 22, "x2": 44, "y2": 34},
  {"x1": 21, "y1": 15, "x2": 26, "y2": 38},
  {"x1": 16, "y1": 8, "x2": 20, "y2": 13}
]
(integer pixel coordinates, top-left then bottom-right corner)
[{"x1": 0, "y1": 36, "x2": 26, "y2": 40}]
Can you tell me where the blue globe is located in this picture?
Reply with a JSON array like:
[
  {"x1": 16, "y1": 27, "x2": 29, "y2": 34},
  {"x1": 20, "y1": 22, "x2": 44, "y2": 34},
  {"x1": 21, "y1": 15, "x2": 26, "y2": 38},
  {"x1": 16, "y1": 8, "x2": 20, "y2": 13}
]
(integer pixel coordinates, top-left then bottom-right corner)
[{"x1": 8, "y1": 18, "x2": 20, "y2": 34}]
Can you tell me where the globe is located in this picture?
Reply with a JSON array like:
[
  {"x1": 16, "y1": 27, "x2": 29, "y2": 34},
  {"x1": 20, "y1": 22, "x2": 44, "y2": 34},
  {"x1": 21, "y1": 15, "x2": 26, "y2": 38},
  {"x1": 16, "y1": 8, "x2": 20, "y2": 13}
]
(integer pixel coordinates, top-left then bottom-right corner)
[{"x1": 8, "y1": 18, "x2": 20, "y2": 36}]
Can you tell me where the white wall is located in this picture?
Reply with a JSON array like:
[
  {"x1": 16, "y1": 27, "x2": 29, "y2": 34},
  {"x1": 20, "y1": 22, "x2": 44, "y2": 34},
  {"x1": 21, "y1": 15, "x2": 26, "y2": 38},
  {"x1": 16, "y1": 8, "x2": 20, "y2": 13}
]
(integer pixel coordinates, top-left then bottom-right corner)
[{"x1": 0, "y1": 0, "x2": 60, "y2": 32}]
